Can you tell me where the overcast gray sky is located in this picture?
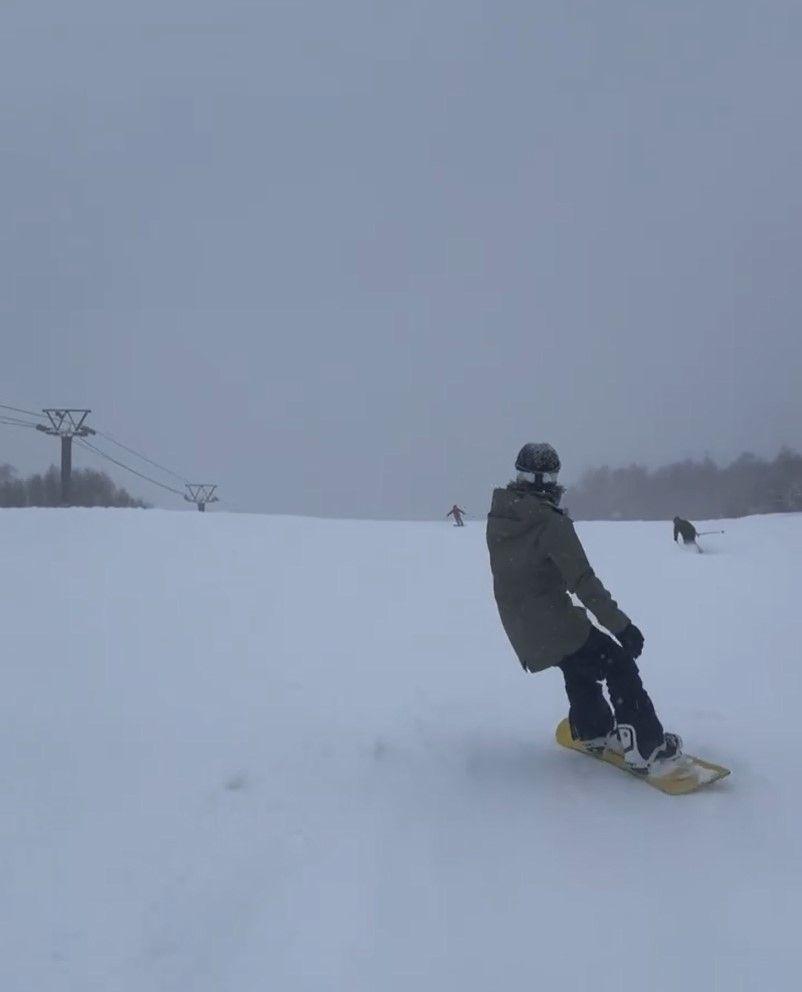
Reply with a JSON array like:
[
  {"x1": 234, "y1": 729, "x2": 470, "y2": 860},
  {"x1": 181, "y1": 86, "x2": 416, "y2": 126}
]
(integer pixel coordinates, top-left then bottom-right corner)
[{"x1": 2, "y1": 1, "x2": 801, "y2": 517}]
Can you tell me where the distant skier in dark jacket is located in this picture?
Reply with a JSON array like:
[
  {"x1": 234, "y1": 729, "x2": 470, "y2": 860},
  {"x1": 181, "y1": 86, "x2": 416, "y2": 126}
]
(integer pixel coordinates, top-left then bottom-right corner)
[
  {"x1": 447, "y1": 504, "x2": 466, "y2": 527},
  {"x1": 486, "y1": 442, "x2": 684, "y2": 776},
  {"x1": 673, "y1": 516, "x2": 701, "y2": 553}
]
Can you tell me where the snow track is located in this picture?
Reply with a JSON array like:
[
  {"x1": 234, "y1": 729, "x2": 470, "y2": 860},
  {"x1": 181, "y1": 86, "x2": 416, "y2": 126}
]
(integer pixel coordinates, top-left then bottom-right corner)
[{"x1": 1, "y1": 509, "x2": 799, "y2": 990}]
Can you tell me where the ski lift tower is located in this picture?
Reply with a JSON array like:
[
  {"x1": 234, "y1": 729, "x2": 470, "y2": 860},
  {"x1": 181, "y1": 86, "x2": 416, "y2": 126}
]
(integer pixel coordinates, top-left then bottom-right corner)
[
  {"x1": 185, "y1": 484, "x2": 219, "y2": 512},
  {"x1": 36, "y1": 409, "x2": 95, "y2": 505}
]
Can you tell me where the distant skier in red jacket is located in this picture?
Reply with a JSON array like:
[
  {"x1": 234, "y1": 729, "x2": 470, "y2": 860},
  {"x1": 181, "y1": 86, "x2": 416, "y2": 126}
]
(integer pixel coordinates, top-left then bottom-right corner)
[{"x1": 447, "y1": 504, "x2": 466, "y2": 527}]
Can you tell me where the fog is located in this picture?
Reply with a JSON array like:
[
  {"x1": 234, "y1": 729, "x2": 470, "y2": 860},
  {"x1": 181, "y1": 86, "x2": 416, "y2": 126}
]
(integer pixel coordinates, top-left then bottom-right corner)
[{"x1": 2, "y1": 1, "x2": 801, "y2": 517}]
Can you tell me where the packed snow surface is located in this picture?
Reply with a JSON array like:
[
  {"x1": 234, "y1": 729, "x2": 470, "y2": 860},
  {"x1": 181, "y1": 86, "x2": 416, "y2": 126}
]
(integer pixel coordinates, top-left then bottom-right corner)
[{"x1": 2, "y1": 509, "x2": 800, "y2": 991}]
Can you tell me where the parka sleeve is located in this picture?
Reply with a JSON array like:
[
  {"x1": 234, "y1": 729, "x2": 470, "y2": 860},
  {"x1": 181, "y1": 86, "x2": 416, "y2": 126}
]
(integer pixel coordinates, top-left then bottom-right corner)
[{"x1": 543, "y1": 513, "x2": 630, "y2": 635}]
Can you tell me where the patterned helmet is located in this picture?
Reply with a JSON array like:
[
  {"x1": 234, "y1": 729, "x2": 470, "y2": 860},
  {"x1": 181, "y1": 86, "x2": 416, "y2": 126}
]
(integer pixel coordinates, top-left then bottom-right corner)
[{"x1": 515, "y1": 443, "x2": 561, "y2": 476}]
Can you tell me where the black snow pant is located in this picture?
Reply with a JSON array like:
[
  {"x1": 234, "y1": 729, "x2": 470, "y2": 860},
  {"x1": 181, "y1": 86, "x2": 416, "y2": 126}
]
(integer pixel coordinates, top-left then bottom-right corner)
[{"x1": 559, "y1": 626, "x2": 664, "y2": 758}]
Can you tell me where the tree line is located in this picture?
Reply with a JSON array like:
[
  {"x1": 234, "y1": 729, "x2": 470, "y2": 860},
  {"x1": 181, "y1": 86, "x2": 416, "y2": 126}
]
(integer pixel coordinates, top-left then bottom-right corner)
[
  {"x1": 0, "y1": 464, "x2": 147, "y2": 508},
  {"x1": 566, "y1": 448, "x2": 802, "y2": 521}
]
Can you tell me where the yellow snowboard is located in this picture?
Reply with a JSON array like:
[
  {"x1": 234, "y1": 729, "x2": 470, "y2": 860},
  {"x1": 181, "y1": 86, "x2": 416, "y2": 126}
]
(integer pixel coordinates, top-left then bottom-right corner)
[{"x1": 555, "y1": 718, "x2": 730, "y2": 795}]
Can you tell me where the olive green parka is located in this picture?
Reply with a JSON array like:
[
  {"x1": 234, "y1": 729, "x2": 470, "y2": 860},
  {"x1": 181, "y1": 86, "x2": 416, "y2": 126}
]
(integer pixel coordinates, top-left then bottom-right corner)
[{"x1": 486, "y1": 485, "x2": 630, "y2": 672}]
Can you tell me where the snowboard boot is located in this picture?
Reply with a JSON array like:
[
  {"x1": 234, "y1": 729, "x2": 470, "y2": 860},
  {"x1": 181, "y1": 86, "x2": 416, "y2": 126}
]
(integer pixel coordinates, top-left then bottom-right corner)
[
  {"x1": 577, "y1": 729, "x2": 624, "y2": 757},
  {"x1": 617, "y1": 724, "x2": 688, "y2": 778}
]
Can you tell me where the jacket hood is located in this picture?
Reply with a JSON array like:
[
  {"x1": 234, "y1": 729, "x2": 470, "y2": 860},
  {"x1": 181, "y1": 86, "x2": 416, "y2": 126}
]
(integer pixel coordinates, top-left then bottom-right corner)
[
  {"x1": 489, "y1": 486, "x2": 562, "y2": 536},
  {"x1": 506, "y1": 479, "x2": 565, "y2": 506}
]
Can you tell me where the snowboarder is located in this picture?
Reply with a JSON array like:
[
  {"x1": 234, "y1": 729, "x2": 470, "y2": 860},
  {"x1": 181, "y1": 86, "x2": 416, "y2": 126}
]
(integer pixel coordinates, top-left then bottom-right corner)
[
  {"x1": 673, "y1": 516, "x2": 702, "y2": 553},
  {"x1": 486, "y1": 442, "x2": 684, "y2": 776},
  {"x1": 447, "y1": 504, "x2": 466, "y2": 527}
]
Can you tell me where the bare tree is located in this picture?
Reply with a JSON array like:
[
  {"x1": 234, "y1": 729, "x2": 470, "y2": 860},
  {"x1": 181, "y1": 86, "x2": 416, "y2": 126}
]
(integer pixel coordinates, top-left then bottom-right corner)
[
  {"x1": 568, "y1": 449, "x2": 802, "y2": 521},
  {"x1": 0, "y1": 465, "x2": 148, "y2": 508}
]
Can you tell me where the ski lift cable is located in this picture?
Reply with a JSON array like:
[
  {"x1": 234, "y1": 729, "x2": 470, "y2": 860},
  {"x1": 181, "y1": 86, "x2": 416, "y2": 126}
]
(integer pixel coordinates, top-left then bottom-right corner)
[
  {"x1": 92, "y1": 428, "x2": 189, "y2": 484},
  {"x1": 75, "y1": 438, "x2": 187, "y2": 499},
  {"x1": 0, "y1": 402, "x2": 46, "y2": 419},
  {"x1": 0, "y1": 402, "x2": 190, "y2": 484},
  {"x1": 0, "y1": 416, "x2": 42, "y2": 430}
]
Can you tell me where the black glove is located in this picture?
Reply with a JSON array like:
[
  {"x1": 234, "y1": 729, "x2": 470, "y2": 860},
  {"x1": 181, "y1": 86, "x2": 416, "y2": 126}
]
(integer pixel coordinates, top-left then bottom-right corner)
[{"x1": 618, "y1": 623, "x2": 644, "y2": 660}]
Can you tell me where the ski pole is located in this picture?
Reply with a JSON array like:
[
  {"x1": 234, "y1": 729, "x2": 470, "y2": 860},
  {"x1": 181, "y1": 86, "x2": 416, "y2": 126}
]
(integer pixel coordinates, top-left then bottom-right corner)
[{"x1": 696, "y1": 530, "x2": 725, "y2": 536}]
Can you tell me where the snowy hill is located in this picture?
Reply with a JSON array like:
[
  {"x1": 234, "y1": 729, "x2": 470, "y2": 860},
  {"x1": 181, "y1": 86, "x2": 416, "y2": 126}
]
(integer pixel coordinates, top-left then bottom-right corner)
[{"x1": 2, "y1": 508, "x2": 800, "y2": 991}]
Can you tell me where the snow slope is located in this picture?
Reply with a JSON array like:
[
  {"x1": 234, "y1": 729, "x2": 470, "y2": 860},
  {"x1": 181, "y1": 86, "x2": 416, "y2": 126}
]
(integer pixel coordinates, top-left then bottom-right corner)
[{"x1": 2, "y1": 508, "x2": 800, "y2": 991}]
